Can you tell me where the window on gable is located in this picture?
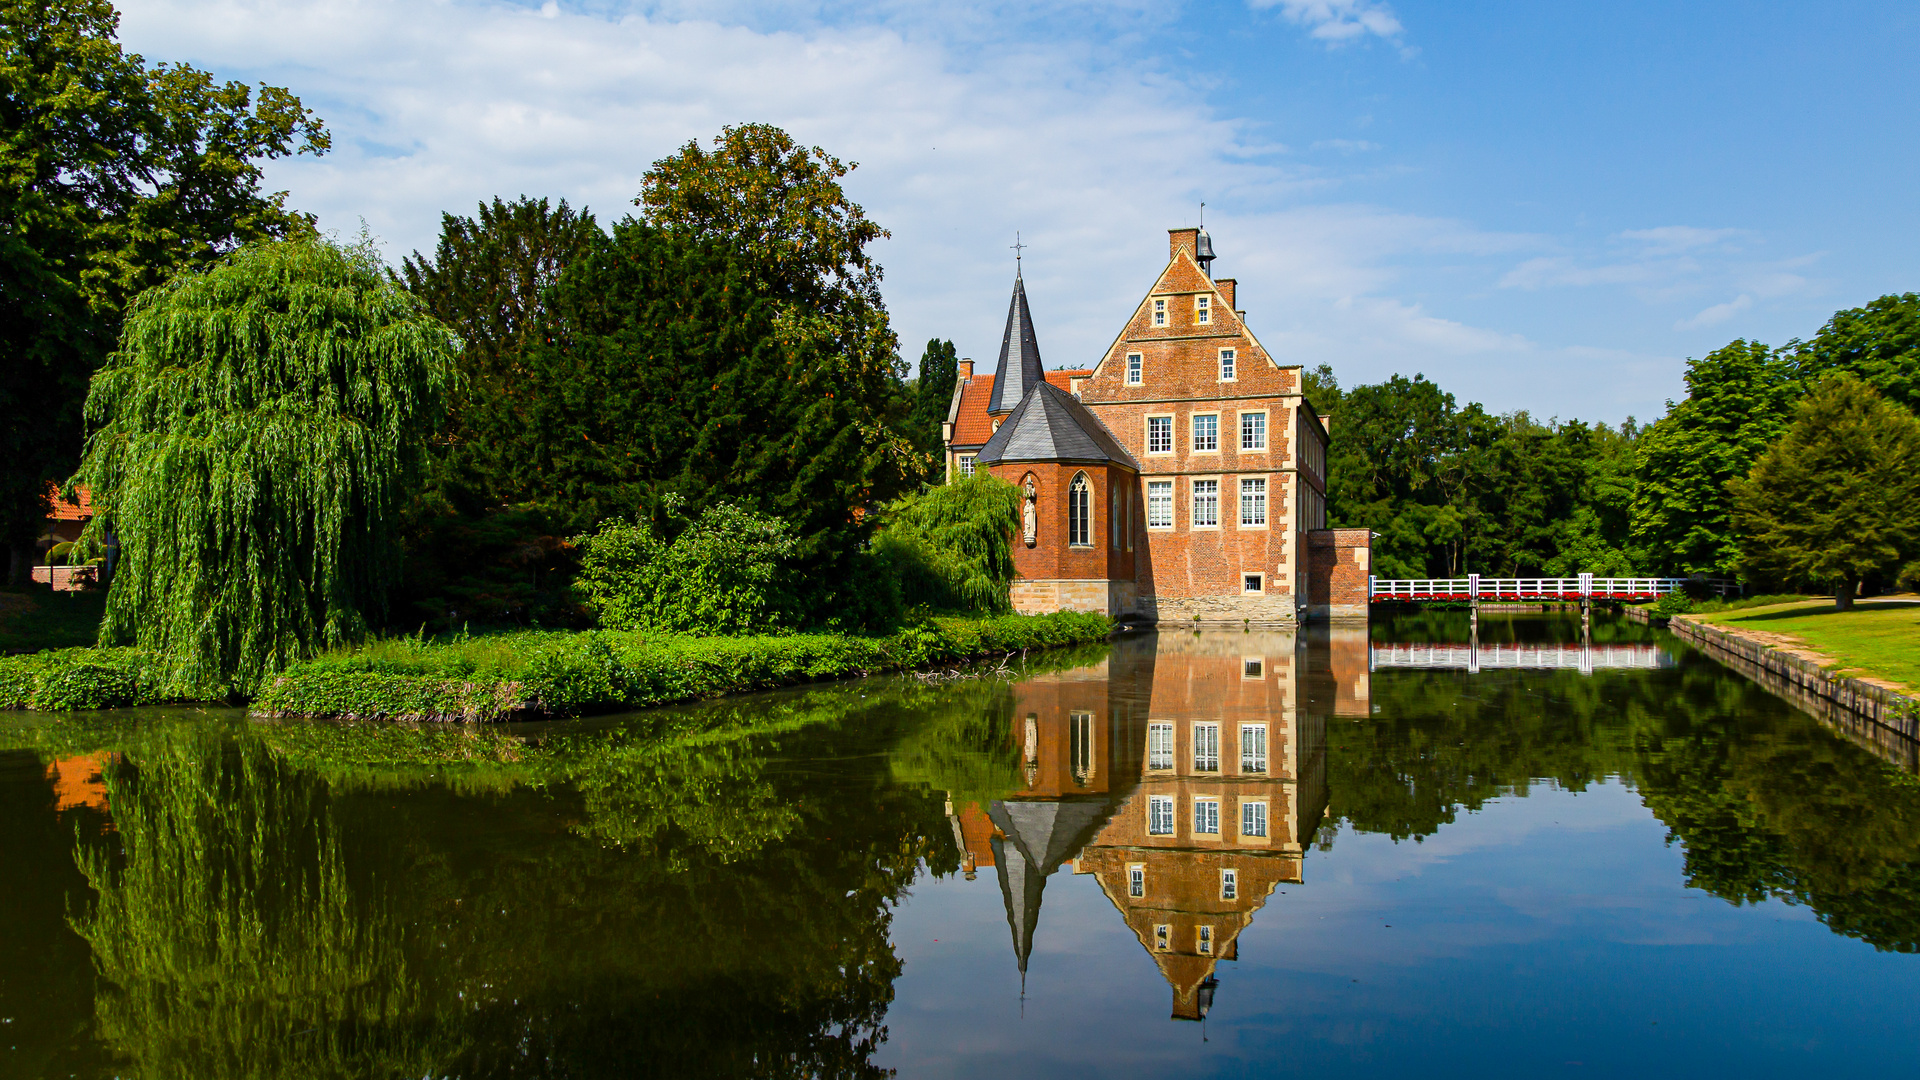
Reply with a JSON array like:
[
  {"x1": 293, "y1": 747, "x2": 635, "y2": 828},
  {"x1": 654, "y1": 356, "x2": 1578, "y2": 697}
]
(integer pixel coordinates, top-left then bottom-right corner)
[
  {"x1": 1195, "y1": 295, "x2": 1211, "y2": 325},
  {"x1": 1147, "y1": 480, "x2": 1172, "y2": 528},
  {"x1": 1155, "y1": 924, "x2": 1171, "y2": 951},
  {"x1": 1068, "y1": 473, "x2": 1091, "y2": 546},
  {"x1": 1221, "y1": 868, "x2": 1238, "y2": 900},
  {"x1": 1192, "y1": 479, "x2": 1219, "y2": 528},
  {"x1": 1240, "y1": 478, "x2": 1267, "y2": 527},
  {"x1": 1147, "y1": 416, "x2": 1172, "y2": 454},
  {"x1": 1126, "y1": 352, "x2": 1143, "y2": 384},
  {"x1": 1129, "y1": 864, "x2": 1146, "y2": 898},
  {"x1": 1241, "y1": 411, "x2": 1267, "y2": 451},
  {"x1": 1152, "y1": 299, "x2": 1166, "y2": 327},
  {"x1": 1197, "y1": 925, "x2": 1214, "y2": 954},
  {"x1": 1220, "y1": 348, "x2": 1236, "y2": 381}
]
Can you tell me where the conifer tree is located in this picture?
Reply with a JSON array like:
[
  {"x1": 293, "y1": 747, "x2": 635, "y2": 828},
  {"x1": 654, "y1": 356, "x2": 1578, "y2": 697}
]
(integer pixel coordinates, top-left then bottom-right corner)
[
  {"x1": 1730, "y1": 374, "x2": 1920, "y2": 609},
  {"x1": 910, "y1": 338, "x2": 958, "y2": 450},
  {"x1": 72, "y1": 238, "x2": 459, "y2": 694}
]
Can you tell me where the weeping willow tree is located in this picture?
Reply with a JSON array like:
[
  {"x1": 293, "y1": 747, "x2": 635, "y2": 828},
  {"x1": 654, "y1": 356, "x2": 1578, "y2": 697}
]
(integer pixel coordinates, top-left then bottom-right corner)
[
  {"x1": 871, "y1": 472, "x2": 1022, "y2": 614},
  {"x1": 73, "y1": 238, "x2": 460, "y2": 695}
]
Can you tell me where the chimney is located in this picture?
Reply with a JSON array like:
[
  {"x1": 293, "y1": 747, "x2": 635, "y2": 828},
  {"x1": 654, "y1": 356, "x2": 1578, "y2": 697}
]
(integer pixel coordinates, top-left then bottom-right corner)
[
  {"x1": 1168, "y1": 227, "x2": 1199, "y2": 262},
  {"x1": 958, "y1": 358, "x2": 974, "y2": 383},
  {"x1": 1215, "y1": 278, "x2": 1236, "y2": 310}
]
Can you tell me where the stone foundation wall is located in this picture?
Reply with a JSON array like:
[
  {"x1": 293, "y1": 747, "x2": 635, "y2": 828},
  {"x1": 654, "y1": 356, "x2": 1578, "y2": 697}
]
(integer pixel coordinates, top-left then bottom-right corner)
[{"x1": 1133, "y1": 592, "x2": 1299, "y2": 628}]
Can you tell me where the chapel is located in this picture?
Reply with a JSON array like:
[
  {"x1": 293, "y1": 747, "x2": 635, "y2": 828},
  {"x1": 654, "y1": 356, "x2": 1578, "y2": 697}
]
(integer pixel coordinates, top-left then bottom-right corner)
[{"x1": 944, "y1": 226, "x2": 1371, "y2": 626}]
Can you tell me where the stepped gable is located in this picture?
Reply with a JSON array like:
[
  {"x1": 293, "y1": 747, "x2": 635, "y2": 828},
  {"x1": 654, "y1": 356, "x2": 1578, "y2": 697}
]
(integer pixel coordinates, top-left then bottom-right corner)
[
  {"x1": 985, "y1": 271, "x2": 1046, "y2": 416},
  {"x1": 975, "y1": 381, "x2": 1140, "y2": 468}
]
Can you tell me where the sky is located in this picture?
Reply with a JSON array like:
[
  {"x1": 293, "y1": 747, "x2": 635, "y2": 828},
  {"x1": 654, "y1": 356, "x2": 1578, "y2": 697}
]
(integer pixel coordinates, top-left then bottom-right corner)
[{"x1": 111, "y1": 0, "x2": 1920, "y2": 422}]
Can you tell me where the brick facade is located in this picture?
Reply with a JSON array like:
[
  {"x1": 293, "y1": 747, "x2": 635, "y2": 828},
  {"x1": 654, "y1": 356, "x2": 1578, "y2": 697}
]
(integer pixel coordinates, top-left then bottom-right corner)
[{"x1": 1305, "y1": 528, "x2": 1372, "y2": 623}]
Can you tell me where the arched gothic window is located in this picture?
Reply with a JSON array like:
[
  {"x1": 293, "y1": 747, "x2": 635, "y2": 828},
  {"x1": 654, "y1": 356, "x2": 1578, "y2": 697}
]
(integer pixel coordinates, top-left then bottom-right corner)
[{"x1": 1068, "y1": 473, "x2": 1091, "y2": 546}]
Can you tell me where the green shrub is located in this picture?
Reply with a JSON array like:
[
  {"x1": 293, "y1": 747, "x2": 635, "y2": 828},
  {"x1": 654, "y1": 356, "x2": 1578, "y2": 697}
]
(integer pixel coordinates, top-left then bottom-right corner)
[
  {"x1": 574, "y1": 503, "x2": 803, "y2": 635},
  {"x1": 0, "y1": 648, "x2": 173, "y2": 710},
  {"x1": 44, "y1": 542, "x2": 76, "y2": 566}
]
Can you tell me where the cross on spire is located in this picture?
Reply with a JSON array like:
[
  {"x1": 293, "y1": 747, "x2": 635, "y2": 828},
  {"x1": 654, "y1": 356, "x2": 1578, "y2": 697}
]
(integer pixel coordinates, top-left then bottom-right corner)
[{"x1": 1011, "y1": 232, "x2": 1026, "y2": 270}]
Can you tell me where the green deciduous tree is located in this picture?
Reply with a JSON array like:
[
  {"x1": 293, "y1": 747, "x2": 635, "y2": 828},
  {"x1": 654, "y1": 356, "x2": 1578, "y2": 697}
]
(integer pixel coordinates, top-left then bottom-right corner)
[
  {"x1": 1632, "y1": 339, "x2": 1799, "y2": 575},
  {"x1": 72, "y1": 238, "x2": 459, "y2": 694},
  {"x1": 1730, "y1": 373, "x2": 1920, "y2": 608},
  {"x1": 1, "y1": 0, "x2": 328, "y2": 579},
  {"x1": 1794, "y1": 292, "x2": 1920, "y2": 413}
]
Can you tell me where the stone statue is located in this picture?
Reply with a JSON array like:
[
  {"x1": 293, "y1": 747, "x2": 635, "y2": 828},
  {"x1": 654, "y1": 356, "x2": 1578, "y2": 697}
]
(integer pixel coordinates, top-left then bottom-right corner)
[{"x1": 1022, "y1": 479, "x2": 1038, "y2": 547}]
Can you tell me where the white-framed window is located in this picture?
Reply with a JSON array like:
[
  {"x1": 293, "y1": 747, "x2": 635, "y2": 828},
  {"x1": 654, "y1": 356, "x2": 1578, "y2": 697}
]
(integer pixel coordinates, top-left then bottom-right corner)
[
  {"x1": 1241, "y1": 723, "x2": 1268, "y2": 772},
  {"x1": 1148, "y1": 722, "x2": 1174, "y2": 770},
  {"x1": 1221, "y1": 868, "x2": 1238, "y2": 901},
  {"x1": 1219, "y1": 348, "x2": 1236, "y2": 381},
  {"x1": 1194, "y1": 797, "x2": 1220, "y2": 835},
  {"x1": 1068, "y1": 473, "x2": 1091, "y2": 546},
  {"x1": 1129, "y1": 864, "x2": 1146, "y2": 898},
  {"x1": 1242, "y1": 658, "x2": 1263, "y2": 679},
  {"x1": 1241, "y1": 799, "x2": 1269, "y2": 838},
  {"x1": 956, "y1": 454, "x2": 975, "y2": 477},
  {"x1": 1155, "y1": 924, "x2": 1171, "y2": 951},
  {"x1": 1240, "y1": 410, "x2": 1267, "y2": 451},
  {"x1": 1192, "y1": 479, "x2": 1219, "y2": 528},
  {"x1": 1240, "y1": 477, "x2": 1267, "y2": 527},
  {"x1": 1197, "y1": 925, "x2": 1214, "y2": 954},
  {"x1": 1147, "y1": 481, "x2": 1173, "y2": 528},
  {"x1": 1243, "y1": 572, "x2": 1264, "y2": 594},
  {"x1": 1147, "y1": 415, "x2": 1173, "y2": 454},
  {"x1": 1194, "y1": 723, "x2": 1220, "y2": 772},
  {"x1": 1126, "y1": 352, "x2": 1143, "y2": 384},
  {"x1": 1152, "y1": 299, "x2": 1167, "y2": 327},
  {"x1": 1149, "y1": 794, "x2": 1175, "y2": 835},
  {"x1": 1192, "y1": 413, "x2": 1218, "y2": 452},
  {"x1": 1195, "y1": 294, "x2": 1211, "y2": 325}
]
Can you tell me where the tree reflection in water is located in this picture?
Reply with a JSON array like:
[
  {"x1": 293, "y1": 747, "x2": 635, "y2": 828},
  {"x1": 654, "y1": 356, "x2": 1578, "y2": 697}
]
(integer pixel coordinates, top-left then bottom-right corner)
[{"x1": 5, "y1": 615, "x2": 1920, "y2": 1078}]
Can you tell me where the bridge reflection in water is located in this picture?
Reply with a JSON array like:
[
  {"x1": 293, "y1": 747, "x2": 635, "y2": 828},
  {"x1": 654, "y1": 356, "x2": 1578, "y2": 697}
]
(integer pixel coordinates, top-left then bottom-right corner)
[
  {"x1": 1369, "y1": 642, "x2": 1676, "y2": 673},
  {"x1": 943, "y1": 628, "x2": 1372, "y2": 1021}
]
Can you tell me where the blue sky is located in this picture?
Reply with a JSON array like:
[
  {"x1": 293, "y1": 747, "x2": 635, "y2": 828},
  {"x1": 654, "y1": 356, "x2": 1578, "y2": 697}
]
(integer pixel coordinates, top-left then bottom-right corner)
[{"x1": 113, "y1": 0, "x2": 1920, "y2": 421}]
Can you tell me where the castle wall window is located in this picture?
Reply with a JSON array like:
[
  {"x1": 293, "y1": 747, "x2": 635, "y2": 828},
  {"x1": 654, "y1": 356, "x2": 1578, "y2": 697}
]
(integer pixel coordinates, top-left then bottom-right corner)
[
  {"x1": 1241, "y1": 799, "x2": 1269, "y2": 839},
  {"x1": 1147, "y1": 415, "x2": 1173, "y2": 454},
  {"x1": 1243, "y1": 573, "x2": 1263, "y2": 594},
  {"x1": 1195, "y1": 295, "x2": 1211, "y2": 325},
  {"x1": 1129, "y1": 864, "x2": 1146, "y2": 898},
  {"x1": 1241, "y1": 723, "x2": 1268, "y2": 772},
  {"x1": 1194, "y1": 797, "x2": 1221, "y2": 835},
  {"x1": 1127, "y1": 352, "x2": 1143, "y2": 384},
  {"x1": 1068, "y1": 473, "x2": 1091, "y2": 546},
  {"x1": 1191, "y1": 479, "x2": 1220, "y2": 528},
  {"x1": 1219, "y1": 348, "x2": 1236, "y2": 381},
  {"x1": 1240, "y1": 477, "x2": 1267, "y2": 527},
  {"x1": 1240, "y1": 410, "x2": 1267, "y2": 451},
  {"x1": 1152, "y1": 299, "x2": 1166, "y2": 327},
  {"x1": 1192, "y1": 413, "x2": 1218, "y2": 452},
  {"x1": 1147, "y1": 481, "x2": 1173, "y2": 528},
  {"x1": 1194, "y1": 723, "x2": 1220, "y2": 772},
  {"x1": 1148, "y1": 722, "x2": 1174, "y2": 770},
  {"x1": 1221, "y1": 868, "x2": 1238, "y2": 900},
  {"x1": 1149, "y1": 795, "x2": 1175, "y2": 835}
]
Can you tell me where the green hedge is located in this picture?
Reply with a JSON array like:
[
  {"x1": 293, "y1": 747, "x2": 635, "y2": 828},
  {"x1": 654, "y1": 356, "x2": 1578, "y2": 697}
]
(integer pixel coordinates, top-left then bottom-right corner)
[
  {"x1": 253, "y1": 611, "x2": 1111, "y2": 721},
  {"x1": 0, "y1": 648, "x2": 176, "y2": 711}
]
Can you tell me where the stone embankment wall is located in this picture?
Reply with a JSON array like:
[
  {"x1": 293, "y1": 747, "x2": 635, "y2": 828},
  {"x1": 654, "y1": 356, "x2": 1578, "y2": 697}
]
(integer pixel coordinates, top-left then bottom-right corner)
[{"x1": 1670, "y1": 615, "x2": 1920, "y2": 762}]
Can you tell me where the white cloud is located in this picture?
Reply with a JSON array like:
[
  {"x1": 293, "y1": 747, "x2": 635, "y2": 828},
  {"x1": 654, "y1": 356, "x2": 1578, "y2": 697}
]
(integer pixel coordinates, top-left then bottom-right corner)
[
  {"x1": 1615, "y1": 225, "x2": 1747, "y2": 255},
  {"x1": 1251, "y1": 0, "x2": 1404, "y2": 44},
  {"x1": 1675, "y1": 294, "x2": 1752, "y2": 330}
]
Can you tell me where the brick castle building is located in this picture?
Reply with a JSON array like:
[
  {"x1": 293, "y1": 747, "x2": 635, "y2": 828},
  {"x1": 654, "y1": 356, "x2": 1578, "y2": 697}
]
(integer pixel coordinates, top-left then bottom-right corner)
[{"x1": 944, "y1": 227, "x2": 1370, "y2": 626}]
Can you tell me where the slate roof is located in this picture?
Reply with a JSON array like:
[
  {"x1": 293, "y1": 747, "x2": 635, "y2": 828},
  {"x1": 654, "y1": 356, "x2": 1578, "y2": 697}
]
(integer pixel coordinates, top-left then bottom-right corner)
[
  {"x1": 950, "y1": 370, "x2": 1090, "y2": 449},
  {"x1": 989, "y1": 797, "x2": 1122, "y2": 977},
  {"x1": 975, "y1": 381, "x2": 1140, "y2": 469},
  {"x1": 985, "y1": 272, "x2": 1046, "y2": 415}
]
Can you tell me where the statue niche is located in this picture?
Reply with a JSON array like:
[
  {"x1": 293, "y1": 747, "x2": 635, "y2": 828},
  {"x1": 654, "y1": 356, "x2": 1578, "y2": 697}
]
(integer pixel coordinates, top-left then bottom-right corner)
[{"x1": 1022, "y1": 478, "x2": 1038, "y2": 547}]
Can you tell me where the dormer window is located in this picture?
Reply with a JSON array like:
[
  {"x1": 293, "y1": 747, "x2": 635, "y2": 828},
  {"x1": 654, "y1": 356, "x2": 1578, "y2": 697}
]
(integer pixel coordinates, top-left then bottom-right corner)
[
  {"x1": 1195, "y1": 295, "x2": 1211, "y2": 325},
  {"x1": 1152, "y1": 298, "x2": 1166, "y2": 327}
]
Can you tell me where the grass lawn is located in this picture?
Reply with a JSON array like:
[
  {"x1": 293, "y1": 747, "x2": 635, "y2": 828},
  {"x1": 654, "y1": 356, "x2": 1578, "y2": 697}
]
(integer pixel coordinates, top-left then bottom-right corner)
[
  {"x1": 1697, "y1": 598, "x2": 1920, "y2": 692},
  {"x1": 0, "y1": 586, "x2": 105, "y2": 654}
]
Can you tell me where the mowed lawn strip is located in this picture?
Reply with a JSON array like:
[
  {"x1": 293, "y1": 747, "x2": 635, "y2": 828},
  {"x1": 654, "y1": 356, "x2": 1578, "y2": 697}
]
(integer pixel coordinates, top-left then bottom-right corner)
[{"x1": 1698, "y1": 599, "x2": 1920, "y2": 692}]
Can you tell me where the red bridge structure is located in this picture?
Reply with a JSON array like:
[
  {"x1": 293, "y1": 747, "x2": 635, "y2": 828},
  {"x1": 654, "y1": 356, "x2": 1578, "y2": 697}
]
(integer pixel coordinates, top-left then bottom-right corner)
[{"x1": 1370, "y1": 573, "x2": 1740, "y2": 604}]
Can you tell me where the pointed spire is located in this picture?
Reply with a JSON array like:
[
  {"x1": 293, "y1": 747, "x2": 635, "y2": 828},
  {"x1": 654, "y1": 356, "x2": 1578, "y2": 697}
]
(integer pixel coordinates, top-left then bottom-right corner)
[{"x1": 986, "y1": 253, "x2": 1044, "y2": 417}]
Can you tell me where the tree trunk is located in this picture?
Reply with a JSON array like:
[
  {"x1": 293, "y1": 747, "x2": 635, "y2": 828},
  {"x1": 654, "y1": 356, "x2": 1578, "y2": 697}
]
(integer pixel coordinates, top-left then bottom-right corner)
[{"x1": 1836, "y1": 576, "x2": 1857, "y2": 611}]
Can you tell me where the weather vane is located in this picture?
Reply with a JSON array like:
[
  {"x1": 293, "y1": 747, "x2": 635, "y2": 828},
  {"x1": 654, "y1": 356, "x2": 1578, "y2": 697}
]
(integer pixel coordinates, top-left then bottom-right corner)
[{"x1": 1200, "y1": 201, "x2": 1206, "y2": 228}]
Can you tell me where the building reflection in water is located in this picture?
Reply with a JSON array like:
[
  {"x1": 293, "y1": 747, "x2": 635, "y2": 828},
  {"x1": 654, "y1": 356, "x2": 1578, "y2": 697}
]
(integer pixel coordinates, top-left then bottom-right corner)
[{"x1": 943, "y1": 627, "x2": 1372, "y2": 1020}]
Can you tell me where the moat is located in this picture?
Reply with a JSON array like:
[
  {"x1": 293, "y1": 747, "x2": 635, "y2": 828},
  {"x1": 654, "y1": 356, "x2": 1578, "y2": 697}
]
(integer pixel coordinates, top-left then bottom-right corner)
[{"x1": 5, "y1": 612, "x2": 1920, "y2": 1078}]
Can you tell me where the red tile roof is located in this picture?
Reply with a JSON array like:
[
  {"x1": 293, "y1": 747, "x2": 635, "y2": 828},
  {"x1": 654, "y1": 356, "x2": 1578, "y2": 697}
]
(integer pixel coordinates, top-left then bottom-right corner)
[
  {"x1": 950, "y1": 370, "x2": 1091, "y2": 450},
  {"x1": 47, "y1": 485, "x2": 92, "y2": 521}
]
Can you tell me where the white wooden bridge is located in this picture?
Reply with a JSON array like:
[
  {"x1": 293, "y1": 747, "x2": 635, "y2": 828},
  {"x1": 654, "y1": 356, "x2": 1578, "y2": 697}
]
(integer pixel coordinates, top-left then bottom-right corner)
[
  {"x1": 1369, "y1": 642, "x2": 1675, "y2": 674},
  {"x1": 1369, "y1": 573, "x2": 1740, "y2": 603}
]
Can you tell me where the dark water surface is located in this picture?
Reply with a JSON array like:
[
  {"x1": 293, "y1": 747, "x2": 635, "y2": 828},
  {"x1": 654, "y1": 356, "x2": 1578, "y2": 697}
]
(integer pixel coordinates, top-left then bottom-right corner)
[{"x1": 5, "y1": 614, "x2": 1920, "y2": 1078}]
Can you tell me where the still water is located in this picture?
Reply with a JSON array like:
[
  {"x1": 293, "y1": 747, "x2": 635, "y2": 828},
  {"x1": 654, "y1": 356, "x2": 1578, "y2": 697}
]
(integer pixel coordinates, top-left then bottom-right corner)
[{"x1": 5, "y1": 613, "x2": 1920, "y2": 1078}]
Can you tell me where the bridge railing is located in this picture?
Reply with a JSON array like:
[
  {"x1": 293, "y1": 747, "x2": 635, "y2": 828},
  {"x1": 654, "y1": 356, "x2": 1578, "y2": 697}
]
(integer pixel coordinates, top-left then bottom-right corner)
[{"x1": 1370, "y1": 575, "x2": 1740, "y2": 602}]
